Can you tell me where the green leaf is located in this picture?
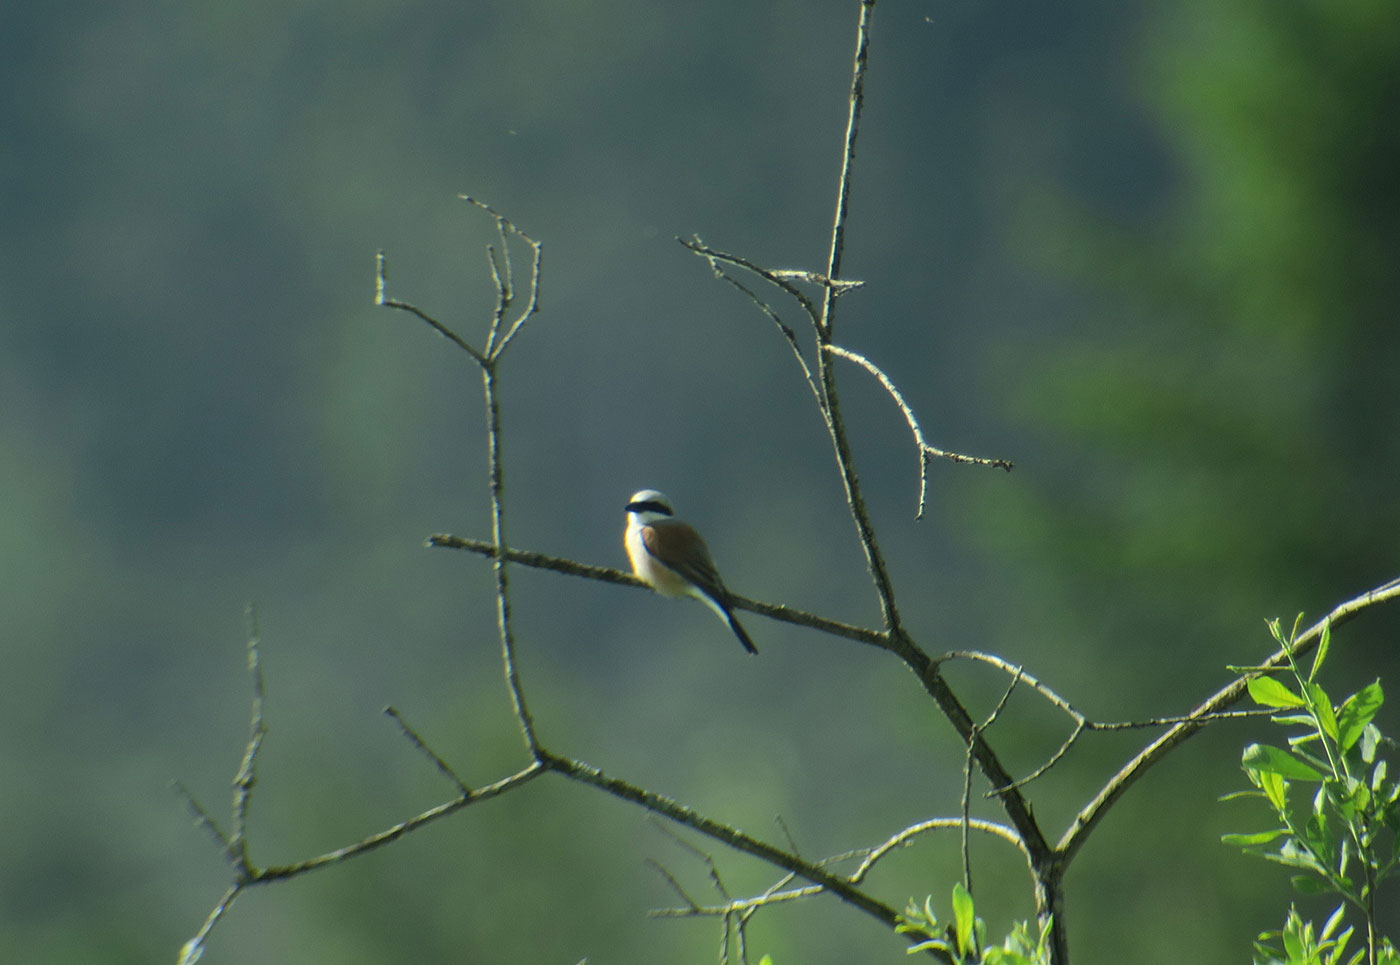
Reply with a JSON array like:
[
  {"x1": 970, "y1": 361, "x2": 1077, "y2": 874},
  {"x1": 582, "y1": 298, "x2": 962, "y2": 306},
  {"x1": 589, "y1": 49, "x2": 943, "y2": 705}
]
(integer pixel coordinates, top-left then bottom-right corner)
[
  {"x1": 1259, "y1": 769, "x2": 1289, "y2": 811},
  {"x1": 1303, "y1": 812, "x2": 1340, "y2": 868},
  {"x1": 1223, "y1": 829, "x2": 1289, "y2": 846},
  {"x1": 1319, "y1": 903, "x2": 1347, "y2": 942},
  {"x1": 1337, "y1": 681, "x2": 1384, "y2": 753},
  {"x1": 951, "y1": 882, "x2": 975, "y2": 958},
  {"x1": 1259, "y1": 841, "x2": 1325, "y2": 872},
  {"x1": 1359, "y1": 724, "x2": 1380, "y2": 764},
  {"x1": 1292, "y1": 874, "x2": 1332, "y2": 894},
  {"x1": 1250, "y1": 676, "x2": 1306, "y2": 708},
  {"x1": 907, "y1": 939, "x2": 951, "y2": 955},
  {"x1": 1244, "y1": 743, "x2": 1326, "y2": 781},
  {"x1": 1307, "y1": 683, "x2": 1339, "y2": 741},
  {"x1": 1310, "y1": 619, "x2": 1332, "y2": 681},
  {"x1": 1220, "y1": 789, "x2": 1267, "y2": 803},
  {"x1": 1282, "y1": 914, "x2": 1306, "y2": 959}
]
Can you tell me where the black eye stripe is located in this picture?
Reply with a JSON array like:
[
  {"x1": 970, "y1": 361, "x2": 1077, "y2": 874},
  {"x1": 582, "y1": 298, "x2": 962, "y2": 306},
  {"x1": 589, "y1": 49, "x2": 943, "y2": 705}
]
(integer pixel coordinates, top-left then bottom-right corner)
[{"x1": 627, "y1": 499, "x2": 673, "y2": 516}]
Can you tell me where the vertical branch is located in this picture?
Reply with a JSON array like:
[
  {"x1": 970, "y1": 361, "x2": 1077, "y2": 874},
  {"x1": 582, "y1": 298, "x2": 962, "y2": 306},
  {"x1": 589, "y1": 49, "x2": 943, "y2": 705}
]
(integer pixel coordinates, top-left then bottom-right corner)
[
  {"x1": 379, "y1": 200, "x2": 544, "y2": 757},
  {"x1": 229, "y1": 605, "x2": 265, "y2": 868},
  {"x1": 821, "y1": 0, "x2": 875, "y2": 340},
  {"x1": 482, "y1": 360, "x2": 540, "y2": 755},
  {"x1": 812, "y1": 0, "x2": 905, "y2": 635}
]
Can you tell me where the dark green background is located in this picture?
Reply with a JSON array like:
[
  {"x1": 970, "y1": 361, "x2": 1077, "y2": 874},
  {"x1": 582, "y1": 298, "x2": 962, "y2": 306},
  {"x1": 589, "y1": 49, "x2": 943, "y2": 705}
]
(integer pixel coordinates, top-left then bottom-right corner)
[{"x1": 3, "y1": 1, "x2": 1397, "y2": 962}]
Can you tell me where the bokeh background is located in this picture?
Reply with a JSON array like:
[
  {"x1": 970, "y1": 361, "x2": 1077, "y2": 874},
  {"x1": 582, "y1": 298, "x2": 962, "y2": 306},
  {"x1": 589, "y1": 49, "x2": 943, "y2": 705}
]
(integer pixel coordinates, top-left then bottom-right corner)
[{"x1": 3, "y1": 0, "x2": 1397, "y2": 962}]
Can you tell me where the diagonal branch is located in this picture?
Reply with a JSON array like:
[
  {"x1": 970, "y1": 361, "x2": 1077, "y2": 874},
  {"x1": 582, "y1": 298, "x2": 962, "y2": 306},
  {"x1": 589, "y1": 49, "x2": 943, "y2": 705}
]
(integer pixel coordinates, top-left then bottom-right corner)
[
  {"x1": 251, "y1": 762, "x2": 546, "y2": 881},
  {"x1": 534, "y1": 749, "x2": 927, "y2": 947},
  {"x1": 384, "y1": 706, "x2": 472, "y2": 796},
  {"x1": 1059, "y1": 574, "x2": 1400, "y2": 862},
  {"x1": 375, "y1": 250, "x2": 488, "y2": 365},
  {"x1": 683, "y1": 236, "x2": 826, "y2": 413},
  {"x1": 678, "y1": 237, "x2": 823, "y2": 332}
]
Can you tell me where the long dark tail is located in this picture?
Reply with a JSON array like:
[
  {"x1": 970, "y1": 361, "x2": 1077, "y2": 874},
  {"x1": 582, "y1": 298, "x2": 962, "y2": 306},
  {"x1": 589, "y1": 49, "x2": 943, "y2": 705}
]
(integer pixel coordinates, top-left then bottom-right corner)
[
  {"x1": 723, "y1": 607, "x2": 758, "y2": 655},
  {"x1": 695, "y1": 588, "x2": 759, "y2": 654}
]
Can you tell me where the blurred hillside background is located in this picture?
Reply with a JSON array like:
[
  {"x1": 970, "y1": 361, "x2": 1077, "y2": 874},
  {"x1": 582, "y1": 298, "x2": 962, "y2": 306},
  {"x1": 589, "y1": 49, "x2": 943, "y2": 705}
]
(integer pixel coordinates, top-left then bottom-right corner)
[{"x1": 2, "y1": 0, "x2": 1397, "y2": 962}]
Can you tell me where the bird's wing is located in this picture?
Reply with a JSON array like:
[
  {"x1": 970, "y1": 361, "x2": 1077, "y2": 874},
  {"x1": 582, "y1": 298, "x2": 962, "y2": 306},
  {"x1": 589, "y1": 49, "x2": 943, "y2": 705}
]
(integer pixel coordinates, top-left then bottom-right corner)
[{"x1": 642, "y1": 522, "x2": 727, "y2": 599}]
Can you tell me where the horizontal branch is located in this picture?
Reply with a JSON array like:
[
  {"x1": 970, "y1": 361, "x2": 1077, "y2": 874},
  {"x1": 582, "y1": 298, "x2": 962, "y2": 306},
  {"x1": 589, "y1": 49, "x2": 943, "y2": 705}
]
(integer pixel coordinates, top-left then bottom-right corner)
[{"x1": 428, "y1": 534, "x2": 887, "y2": 647}]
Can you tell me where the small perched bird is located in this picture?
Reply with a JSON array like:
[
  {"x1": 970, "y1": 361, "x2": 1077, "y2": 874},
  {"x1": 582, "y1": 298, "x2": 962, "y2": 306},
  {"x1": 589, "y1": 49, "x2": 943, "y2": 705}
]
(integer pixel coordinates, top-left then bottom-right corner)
[{"x1": 624, "y1": 489, "x2": 758, "y2": 654}]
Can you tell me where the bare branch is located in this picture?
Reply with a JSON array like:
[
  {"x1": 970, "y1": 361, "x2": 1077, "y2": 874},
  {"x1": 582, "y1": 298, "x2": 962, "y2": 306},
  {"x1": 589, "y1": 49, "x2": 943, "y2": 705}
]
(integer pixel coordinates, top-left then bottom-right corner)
[
  {"x1": 678, "y1": 236, "x2": 822, "y2": 328},
  {"x1": 178, "y1": 884, "x2": 244, "y2": 965},
  {"x1": 820, "y1": 0, "x2": 876, "y2": 340},
  {"x1": 646, "y1": 858, "x2": 702, "y2": 912},
  {"x1": 427, "y1": 534, "x2": 888, "y2": 647},
  {"x1": 825, "y1": 344, "x2": 1013, "y2": 518},
  {"x1": 650, "y1": 816, "x2": 734, "y2": 903},
  {"x1": 1059, "y1": 574, "x2": 1400, "y2": 862},
  {"x1": 685, "y1": 238, "x2": 826, "y2": 413},
  {"x1": 535, "y1": 749, "x2": 906, "y2": 932},
  {"x1": 383, "y1": 706, "x2": 472, "y2": 796},
  {"x1": 461, "y1": 196, "x2": 542, "y2": 359},
  {"x1": 852, "y1": 817, "x2": 1029, "y2": 884},
  {"x1": 650, "y1": 884, "x2": 822, "y2": 919},
  {"x1": 770, "y1": 268, "x2": 866, "y2": 295},
  {"x1": 374, "y1": 250, "x2": 488, "y2": 365},
  {"x1": 172, "y1": 781, "x2": 231, "y2": 855},
  {"x1": 937, "y1": 650, "x2": 1081, "y2": 719},
  {"x1": 480, "y1": 362, "x2": 541, "y2": 755},
  {"x1": 229, "y1": 606, "x2": 265, "y2": 869},
  {"x1": 253, "y1": 762, "x2": 546, "y2": 882}
]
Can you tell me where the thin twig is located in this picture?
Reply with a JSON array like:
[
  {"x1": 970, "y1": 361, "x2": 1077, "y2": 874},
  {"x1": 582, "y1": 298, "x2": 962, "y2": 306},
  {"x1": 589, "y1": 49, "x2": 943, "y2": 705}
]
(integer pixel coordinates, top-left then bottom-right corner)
[
  {"x1": 687, "y1": 239, "x2": 827, "y2": 413},
  {"x1": 229, "y1": 606, "x2": 265, "y2": 869},
  {"x1": 825, "y1": 344, "x2": 1013, "y2": 518},
  {"x1": 650, "y1": 817, "x2": 733, "y2": 902},
  {"x1": 172, "y1": 781, "x2": 232, "y2": 855},
  {"x1": 820, "y1": 0, "x2": 876, "y2": 340},
  {"x1": 178, "y1": 884, "x2": 244, "y2": 965},
  {"x1": 461, "y1": 196, "x2": 542, "y2": 359},
  {"x1": 679, "y1": 237, "x2": 822, "y2": 330},
  {"x1": 252, "y1": 762, "x2": 546, "y2": 881},
  {"x1": 375, "y1": 250, "x2": 489, "y2": 365},
  {"x1": 852, "y1": 817, "x2": 1029, "y2": 884},
  {"x1": 651, "y1": 884, "x2": 823, "y2": 919},
  {"x1": 647, "y1": 858, "x2": 702, "y2": 912},
  {"x1": 383, "y1": 706, "x2": 472, "y2": 796},
  {"x1": 535, "y1": 749, "x2": 906, "y2": 932}
]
